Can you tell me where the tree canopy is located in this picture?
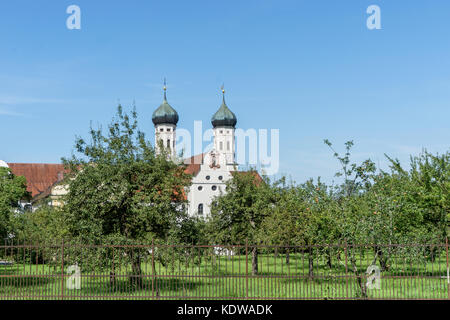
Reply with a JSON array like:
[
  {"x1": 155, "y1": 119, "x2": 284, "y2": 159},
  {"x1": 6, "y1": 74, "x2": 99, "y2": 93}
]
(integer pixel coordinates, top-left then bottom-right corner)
[
  {"x1": 0, "y1": 167, "x2": 29, "y2": 239},
  {"x1": 62, "y1": 105, "x2": 192, "y2": 245}
]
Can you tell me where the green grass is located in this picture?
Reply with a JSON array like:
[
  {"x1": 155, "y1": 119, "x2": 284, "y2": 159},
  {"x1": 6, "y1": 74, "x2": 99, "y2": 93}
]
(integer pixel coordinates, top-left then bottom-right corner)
[{"x1": 1, "y1": 250, "x2": 448, "y2": 300}]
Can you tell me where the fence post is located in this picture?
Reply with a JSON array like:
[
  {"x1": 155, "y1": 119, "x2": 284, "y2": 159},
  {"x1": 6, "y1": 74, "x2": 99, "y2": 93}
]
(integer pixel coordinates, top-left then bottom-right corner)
[
  {"x1": 344, "y1": 241, "x2": 349, "y2": 299},
  {"x1": 60, "y1": 239, "x2": 64, "y2": 300},
  {"x1": 245, "y1": 239, "x2": 248, "y2": 300},
  {"x1": 152, "y1": 238, "x2": 155, "y2": 300},
  {"x1": 446, "y1": 237, "x2": 449, "y2": 300}
]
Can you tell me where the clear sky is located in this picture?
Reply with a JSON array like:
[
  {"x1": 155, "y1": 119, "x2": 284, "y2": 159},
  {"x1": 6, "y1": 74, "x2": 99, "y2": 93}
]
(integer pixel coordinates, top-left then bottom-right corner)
[{"x1": 1, "y1": 0, "x2": 449, "y2": 184}]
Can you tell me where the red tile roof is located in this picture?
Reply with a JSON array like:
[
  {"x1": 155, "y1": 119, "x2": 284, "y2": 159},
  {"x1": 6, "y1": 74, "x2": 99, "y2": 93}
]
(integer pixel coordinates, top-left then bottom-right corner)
[
  {"x1": 183, "y1": 153, "x2": 204, "y2": 176},
  {"x1": 7, "y1": 163, "x2": 67, "y2": 198},
  {"x1": 231, "y1": 170, "x2": 264, "y2": 185},
  {"x1": 7, "y1": 158, "x2": 262, "y2": 201},
  {"x1": 183, "y1": 154, "x2": 263, "y2": 184}
]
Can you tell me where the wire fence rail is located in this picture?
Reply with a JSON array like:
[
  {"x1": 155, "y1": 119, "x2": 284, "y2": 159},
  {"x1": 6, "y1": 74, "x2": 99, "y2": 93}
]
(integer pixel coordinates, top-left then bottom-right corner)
[{"x1": 0, "y1": 239, "x2": 449, "y2": 300}]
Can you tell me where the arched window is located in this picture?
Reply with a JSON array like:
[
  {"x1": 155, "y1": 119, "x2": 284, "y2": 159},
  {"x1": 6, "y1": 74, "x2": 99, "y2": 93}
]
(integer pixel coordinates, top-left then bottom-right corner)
[
  {"x1": 198, "y1": 204, "x2": 204, "y2": 215},
  {"x1": 227, "y1": 141, "x2": 230, "y2": 151},
  {"x1": 220, "y1": 141, "x2": 223, "y2": 150},
  {"x1": 167, "y1": 139, "x2": 170, "y2": 148}
]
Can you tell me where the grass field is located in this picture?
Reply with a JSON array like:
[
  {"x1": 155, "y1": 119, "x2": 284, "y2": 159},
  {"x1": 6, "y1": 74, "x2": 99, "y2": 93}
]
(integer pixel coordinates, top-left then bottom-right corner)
[{"x1": 1, "y1": 246, "x2": 449, "y2": 300}]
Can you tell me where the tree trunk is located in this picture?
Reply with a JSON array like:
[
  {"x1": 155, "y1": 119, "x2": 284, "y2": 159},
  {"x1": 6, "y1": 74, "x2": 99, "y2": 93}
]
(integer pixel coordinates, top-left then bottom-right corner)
[
  {"x1": 326, "y1": 248, "x2": 332, "y2": 269},
  {"x1": 110, "y1": 271, "x2": 116, "y2": 288},
  {"x1": 251, "y1": 247, "x2": 258, "y2": 275},
  {"x1": 351, "y1": 258, "x2": 367, "y2": 298},
  {"x1": 130, "y1": 252, "x2": 143, "y2": 289},
  {"x1": 430, "y1": 245, "x2": 436, "y2": 262},
  {"x1": 375, "y1": 247, "x2": 389, "y2": 272},
  {"x1": 308, "y1": 247, "x2": 314, "y2": 279},
  {"x1": 151, "y1": 257, "x2": 159, "y2": 297}
]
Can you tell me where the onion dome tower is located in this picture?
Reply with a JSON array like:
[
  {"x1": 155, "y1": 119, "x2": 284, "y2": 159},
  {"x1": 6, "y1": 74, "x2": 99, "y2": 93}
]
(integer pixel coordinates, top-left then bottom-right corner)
[
  {"x1": 211, "y1": 86, "x2": 237, "y2": 164},
  {"x1": 152, "y1": 79, "x2": 178, "y2": 158}
]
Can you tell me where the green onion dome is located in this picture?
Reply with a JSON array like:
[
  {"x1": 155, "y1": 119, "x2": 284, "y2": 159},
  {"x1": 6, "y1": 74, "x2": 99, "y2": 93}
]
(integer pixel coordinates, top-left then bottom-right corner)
[
  {"x1": 211, "y1": 89, "x2": 237, "y2": 128},
  {"x1": 152, "y1": 87, "x2": 179, "y2": 126}
]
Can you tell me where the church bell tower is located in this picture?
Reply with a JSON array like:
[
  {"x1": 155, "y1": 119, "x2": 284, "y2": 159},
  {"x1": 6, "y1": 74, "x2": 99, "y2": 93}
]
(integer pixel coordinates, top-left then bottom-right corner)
[
  {"x1": 211, "y1": 86, "x2": 237, "y2": 165},
  {"x1": 152, "y1": 80, "x2": 179, "y2": 159}
]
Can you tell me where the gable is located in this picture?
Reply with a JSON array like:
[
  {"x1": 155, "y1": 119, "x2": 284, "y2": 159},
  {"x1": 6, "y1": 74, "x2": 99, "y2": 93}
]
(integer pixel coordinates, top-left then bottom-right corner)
[{"x1": 183, "y1": 153, "x2": 204, "y2": 177}]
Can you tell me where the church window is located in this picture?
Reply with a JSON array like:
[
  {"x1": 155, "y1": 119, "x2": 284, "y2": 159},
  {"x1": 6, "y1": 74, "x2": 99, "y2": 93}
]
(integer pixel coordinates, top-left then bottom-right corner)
[
  {"x1": 227, "y1": 141, "x2": 230, "y2": 151},
  {"x1": 218, "y1": 176, "x2": 223, "y2": 181},
  {"x1": 198, "y1": 186, "x2": 203, "y2": 191},
  {"x1": 167, "y1": 139, "x2": 170, "y2": 148},
  {"x1": 160, "y1": 128, "x2": 164, "y2": 132},
  {"x1": 220, "y1": 142, "x2": 223, "y2": 150},
  {"x1": 198, "y1": 204, "x2": 203, "y2": 215},
  {"x1": 206, "y1": 175, "x2": 210, "y2": 180},
  {"x1": 212, "y1": 185, "x2": 217, "y2": 191},
  {"x1": 173, "y1": 140, "x2": 175, "y2": 148},
  {"x1": 167, "y1": 128, "x2": 171, "y2": 132},
  {"x1": 220, "y1": 130, "x2": 223, "y2": 134}
]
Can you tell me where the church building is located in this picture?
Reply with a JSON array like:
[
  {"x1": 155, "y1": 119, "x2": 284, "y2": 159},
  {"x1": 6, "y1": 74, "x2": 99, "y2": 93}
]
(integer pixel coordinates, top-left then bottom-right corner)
[{"x1": 152, "y1": 84, "x2": 247, "y2": 217}]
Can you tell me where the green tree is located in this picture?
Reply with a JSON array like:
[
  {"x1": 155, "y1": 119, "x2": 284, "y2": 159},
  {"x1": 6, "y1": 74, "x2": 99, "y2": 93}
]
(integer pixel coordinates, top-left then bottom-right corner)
[
  {"x1": 62, "y1": 104, "x2": 192, "y2": 288},
  {"x1": 10, "y1": 205, "x2": 70, "y2": 264},
  {"x1": 12, "y1": 205, "x2": 69, "y2": 242},
  {"x1": 300, "y1": 179, "x2": 341, "y2": 276},
  {"x1": 259, "y1": 180, "x2": 303, "y2": 247},
  {"x1": 323, "y1": 140, "x2": 448, "y2": 297},
  {"x1": 323, "y1": 139, "x2": 377, "y2": 297},
  {"x1": 259, "y1": 179, "x2": 333, "y2": 275},
  {"x1": 207, "y1": 170, "x2": 274, "y2": 275},
  {"x1": 385, "y1": 150, "x2": 449, "y2": 241},
  {"x1": 0, "y1": 167, "x2": 30, "y2": 239}
]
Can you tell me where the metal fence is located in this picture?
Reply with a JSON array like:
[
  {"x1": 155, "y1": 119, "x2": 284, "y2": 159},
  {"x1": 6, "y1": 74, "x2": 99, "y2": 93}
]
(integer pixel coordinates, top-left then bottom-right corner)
[{"x1": 0, "y1": 239, "x2": 449, "y2": 300}]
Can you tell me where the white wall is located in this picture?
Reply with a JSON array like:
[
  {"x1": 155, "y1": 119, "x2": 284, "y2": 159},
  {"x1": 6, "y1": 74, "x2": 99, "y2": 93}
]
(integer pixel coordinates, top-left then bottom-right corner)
[
  {"x1": 155, "y1": 124, "x2": 176, "y2": 158},
  {"x1": 213, "y1": 127, "x2": 235, "y2": 165},
  {"x1": 188, "y1": 162, "x2": 235, "y2": 217}
]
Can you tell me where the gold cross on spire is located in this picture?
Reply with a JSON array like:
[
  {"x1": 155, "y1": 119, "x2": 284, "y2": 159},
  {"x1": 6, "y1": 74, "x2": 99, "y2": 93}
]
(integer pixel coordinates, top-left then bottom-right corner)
[
  {"x1": 221, "y1": 84, "x2": 226, "y2": 104},
  {"x1": 163, "y1": 78, "x2": 167, "y2": 101}
]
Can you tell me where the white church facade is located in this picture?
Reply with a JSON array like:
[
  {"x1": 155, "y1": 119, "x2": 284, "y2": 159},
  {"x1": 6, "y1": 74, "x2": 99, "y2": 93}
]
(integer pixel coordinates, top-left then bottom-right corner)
[{"x1": 152, "y1": 84, "x2": 240, "y2": 217}]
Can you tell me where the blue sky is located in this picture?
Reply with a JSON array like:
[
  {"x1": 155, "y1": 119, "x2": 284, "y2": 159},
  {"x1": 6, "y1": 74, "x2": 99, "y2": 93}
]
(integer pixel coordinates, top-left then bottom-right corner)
[{"x1": 0, "y1": 0, "x2": 449, "y2": 184}]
